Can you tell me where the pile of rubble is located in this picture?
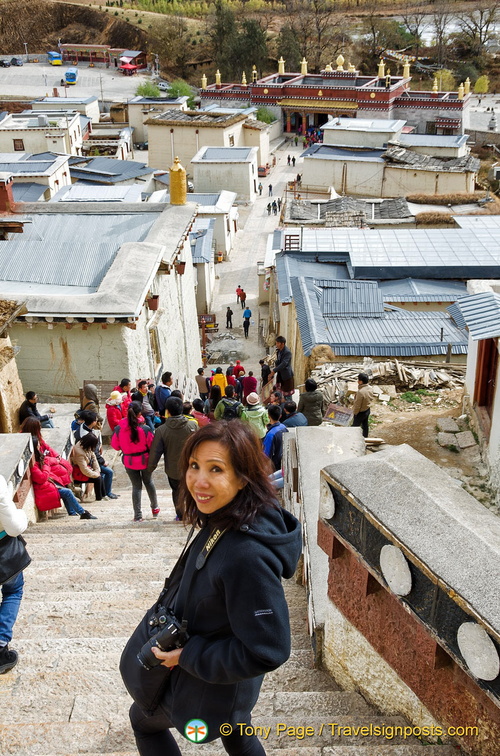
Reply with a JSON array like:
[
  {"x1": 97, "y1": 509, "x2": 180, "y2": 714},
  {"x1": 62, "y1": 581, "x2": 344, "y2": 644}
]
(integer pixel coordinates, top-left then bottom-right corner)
[{"x1": 310, "y1": 359, "x2": 466, "y2": 406}]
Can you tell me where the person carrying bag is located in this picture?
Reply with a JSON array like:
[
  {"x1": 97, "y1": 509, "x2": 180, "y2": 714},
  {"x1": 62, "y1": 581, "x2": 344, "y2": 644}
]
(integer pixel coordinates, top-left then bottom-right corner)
[{"x1": 0, "y1": 474, "x2": 30, "y2": 674}]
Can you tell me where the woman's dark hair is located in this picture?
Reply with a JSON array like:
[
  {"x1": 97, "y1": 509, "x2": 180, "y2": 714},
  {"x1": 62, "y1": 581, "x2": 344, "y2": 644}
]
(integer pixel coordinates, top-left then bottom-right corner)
[
  {"x1": 79, "y1": 433, "x2": 99, "y2": 451},
  {"x1": 209, "y1": 384, "x2": 222, "y2": 410},
  {"x1": 20, "y1": 416, "x2": 43, "y2": 441},
  {"x1": 215, "y1": 366, "x2": 223, "y2": 374},
  {"x1": 183, "y1": 401, "x2": 193, "y2": 415},
  {"x1": 170, "y1": 389, "x2": 183, "y2": 400},
  {"x1": 80, "y1": 410, "x2": 98, "y2": 425},
  {"x1": 192, "y1": 398, "x2": 204, "y2": 413},
  {"x1": 179, "y1": 421, "x2": 276, "y2": 529},
  {"x1": 32, "y1": 437, "x2": 44, "y2": 468},
  {"x1": 271, "y1": 390, "x2": 283, "y2": 403},
  {"x1": 305, "y1": 378, "x2": 317, "y2": 392},
  {"x1": 128, "y1": 401, "x2": 143, "y2": 444},
  {"x1": 131, "y1": 390, "x2": 143, "y2": 403}
]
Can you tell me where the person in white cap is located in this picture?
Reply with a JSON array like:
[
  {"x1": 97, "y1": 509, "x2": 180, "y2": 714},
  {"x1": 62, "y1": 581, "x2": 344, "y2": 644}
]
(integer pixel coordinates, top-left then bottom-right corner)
[
  {"x1": 106, "y1": 390, "x2": 126, "y2": 432},
  {"x1": 0, "y1": 475, "x2": 28, "y2": 674},
  {"x1": 241, "y1": 393, "x2": 269, "y2": 439}
]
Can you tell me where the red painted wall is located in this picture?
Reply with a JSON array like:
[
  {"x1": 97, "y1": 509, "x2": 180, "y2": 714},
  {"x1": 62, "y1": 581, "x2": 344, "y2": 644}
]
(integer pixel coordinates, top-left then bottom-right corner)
[{"x1": 318, "y1": 519, "x2": 500, "y2": 756}]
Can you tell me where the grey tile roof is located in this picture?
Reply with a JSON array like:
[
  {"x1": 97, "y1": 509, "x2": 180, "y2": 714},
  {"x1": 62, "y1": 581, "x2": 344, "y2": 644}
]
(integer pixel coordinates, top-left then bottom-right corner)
[
  {"x1": 302, "y1": 144, "x2": 385, "y2": 161},
  {"x1": 394, "y1": 133, "x2": 469, "y2": 148},
  {"x1": 293, "y1": 276, "x2": 468, "y2": 357},
  {"x1": 447, "y1": 291, "x2": 500, "y2": 340},
  {"x1": 383, "y1": 145, "x2": 480, "y2": 173},
  {"x1": 149, "y1": 110, "x2": 246, "y2": 126},
  {"x1": 197, "y1": 147, "x2": 254, "y2": 162},
  {"x1": 288, "y1": 196, "x2": 412, "y2": 223},
  {"x1": 49, "y1": 184, "x2": 143, "y2": 203}
]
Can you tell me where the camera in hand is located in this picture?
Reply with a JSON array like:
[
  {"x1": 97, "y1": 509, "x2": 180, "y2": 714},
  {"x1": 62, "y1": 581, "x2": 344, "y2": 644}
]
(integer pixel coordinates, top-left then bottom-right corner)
[{"x1": 137, "y1": 608, "x2": 188, "y2": 670}]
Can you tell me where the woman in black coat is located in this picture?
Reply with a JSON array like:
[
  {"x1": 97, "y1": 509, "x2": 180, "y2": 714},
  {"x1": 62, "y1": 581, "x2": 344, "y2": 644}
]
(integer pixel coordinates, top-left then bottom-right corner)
[{"x1": 122, "y1": 421, "x2": 301, "y2": 755}]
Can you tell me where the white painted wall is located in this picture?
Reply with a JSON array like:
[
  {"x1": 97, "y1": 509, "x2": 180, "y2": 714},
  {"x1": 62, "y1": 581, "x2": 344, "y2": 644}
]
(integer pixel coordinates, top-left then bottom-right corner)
[
  {"x1": 13, "y1": 160, "x2": 71, "y2": 198},
  {"x1": 0, "y1": 113, "x2": 83, "y2": 155},
  {"x1": 323, "y1": 125, "x2": 403, "y2": 148},
  {"x1": 147, "y1": 120, "x2": 245, "y2": 172},
  {"x1": 192, "y1": 153, "x2": 258, "y2": 201},
  {"x1": 301, "y1": 156, "x2": 475, "y2": 196},
  {"x1": 32, "y1": 99, "x2": 101, "y2": 124}
]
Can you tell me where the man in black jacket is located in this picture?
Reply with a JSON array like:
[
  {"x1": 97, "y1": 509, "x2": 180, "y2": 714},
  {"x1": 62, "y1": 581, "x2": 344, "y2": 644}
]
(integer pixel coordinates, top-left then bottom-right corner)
[
  {"x1": 269, "y1": 336, "x2": 294, "y2": 397},
  {"x1": 18, "y1": 392, "x2": 54, "y2": 428}
]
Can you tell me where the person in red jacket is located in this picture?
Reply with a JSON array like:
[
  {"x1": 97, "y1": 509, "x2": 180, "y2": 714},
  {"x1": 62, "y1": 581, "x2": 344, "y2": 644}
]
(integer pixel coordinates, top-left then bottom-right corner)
[
  {"x1": 111, "y1": 401, "x2": 158, "y2": 522},
  {"x1": 241, "y1": 370, "x2": 258, "y2": 403},
  {"x1": 31, "y1": 438, "x2": 96, "y2": 520},
  {"x1": 112, "y1": 379, "x2": 132, "y2": 412},
  {"x1": 106, "y1": 391, "x2": 126, "y2": 431}
]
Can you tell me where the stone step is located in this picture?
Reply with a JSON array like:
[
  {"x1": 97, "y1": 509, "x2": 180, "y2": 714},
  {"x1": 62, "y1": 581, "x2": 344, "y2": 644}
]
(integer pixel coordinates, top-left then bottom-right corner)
[{"x1": 54, "y1": 750, "x2": 459, "y2": 756}]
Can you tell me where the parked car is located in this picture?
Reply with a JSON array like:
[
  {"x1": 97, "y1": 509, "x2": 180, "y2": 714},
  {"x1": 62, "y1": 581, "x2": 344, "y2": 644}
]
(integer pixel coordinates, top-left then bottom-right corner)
[
  {"x1": 10, "y1": 57, "x2": 23, "y2": 66},
  {"x1": 157, "y1": 81, "x2": 169, "y2": 91},
  {"x1": 135, "y1": 141, "x2": 148, "y2": 151},
  {"x1": 0, "y1": 59, "x2": 11, "y2": 68}
]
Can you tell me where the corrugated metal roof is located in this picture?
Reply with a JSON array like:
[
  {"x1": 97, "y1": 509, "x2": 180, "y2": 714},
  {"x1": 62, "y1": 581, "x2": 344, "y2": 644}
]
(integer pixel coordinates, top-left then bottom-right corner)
[
  {"x1": 322, "y1": 118, "x2": 405, "y2": 132},
  {"x1": 317, "y1": 279, "x2": 384, "y2": 317},
  {"x1": 447, "y1": 291, "x2": 500, "y2": 340},
  {"x1": 379, "y1": 277, "x2": 468, "y2": 301},
  {"x1": 285, "y1": 226, "x2": 500, "y2": 280},
  {"x1": 302, "y1": 144, "x2": 385, "y2": 161},
  {"x1": 395, "y1": 134, "x2": 469, "y2": 148},
  {"x1": 293, "y1": 275, "x2": 468, "y2": 357},
  {"x1": 275, "y1": 254, "x2": 350, "y2": 303},
  {"x1": 190, "y1": 218, "x2": 214, "y2": 264},
  {"x1": 49, "y1": 184, "x2": 143, "y2": 203},
  {"x1": 70, "y1": 157, "x2": 153, "y2": 184},
  {"x1": 12, "y1": 183, "x2": 47, "y2": 202},
  {"x1": 0, "y1": 241, "x2": 118, "y2": 287},
  {"x1": 0, "y1": 162, "x2": 54, "y2": 174}
]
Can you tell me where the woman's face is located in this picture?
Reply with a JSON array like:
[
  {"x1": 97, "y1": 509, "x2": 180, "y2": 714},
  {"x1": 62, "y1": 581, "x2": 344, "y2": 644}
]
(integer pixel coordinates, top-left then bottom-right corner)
[{"x1": 186, "y1": 441, "x2": 246, "y2": 515}]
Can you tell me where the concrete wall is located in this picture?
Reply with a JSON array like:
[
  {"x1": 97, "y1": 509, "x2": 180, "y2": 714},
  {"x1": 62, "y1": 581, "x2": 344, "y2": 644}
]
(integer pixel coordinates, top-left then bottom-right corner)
[
  {"x1": 192, "y1": 156, "x2": 258, "y2": 201},
  {"x1": 391, "y1": 101, "x2": 470, "y2": 134},
  {"x1": 194, "y1": 260, "x2": 216, "y2": 314},
  {"x1": 12, "y1": 160, "x2": 72, "y2": 197},
  {"x1": 0, "y1": 117, "x2": 82, "y2": 156},
  {"x1": 197, "y1": 210, "x2": 235, "y2": 257},
  {"x1": 147, "y1": 121, "x2": 245, "y2": 173},
  {"x1": 128, "y1": 100, "x2": 186, "y2": 144},
  {"x1": 243, "y1": 125, "x2": 270, "y2": 167}
]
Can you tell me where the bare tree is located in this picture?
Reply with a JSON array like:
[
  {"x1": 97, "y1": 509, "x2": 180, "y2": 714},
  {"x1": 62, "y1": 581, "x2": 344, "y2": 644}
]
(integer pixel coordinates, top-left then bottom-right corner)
[
  {"x1": 432, "y1": 2, "x2": 453, "y2": 66},
  {"x1": 457, "y1": 6, "x2": 500, "y2": 59},
  {"x1": 284, "y1": 0, "x2": 347, "y2": 72},
  {"x1": 400, "y1": 0, "x2": 428, "y2": 62}
]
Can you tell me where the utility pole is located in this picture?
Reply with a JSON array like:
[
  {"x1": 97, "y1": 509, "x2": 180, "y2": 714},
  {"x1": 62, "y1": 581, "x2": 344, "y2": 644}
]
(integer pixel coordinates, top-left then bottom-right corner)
[{"x1": 99, "y1": 73, "x2": 104, "y2": 107}]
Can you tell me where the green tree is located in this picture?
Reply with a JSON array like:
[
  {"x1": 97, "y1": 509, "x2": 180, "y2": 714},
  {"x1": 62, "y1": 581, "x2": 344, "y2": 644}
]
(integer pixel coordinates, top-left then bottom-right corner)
[
  {"x1": 276, "y1": 24, "x2": 301, "y2": 72},
  {"x1": 474, "y1": 75, "x2": 490, "y2": 94},
  {"x1": 208, "y1": 0, "x2": 239, "y2": 79},
  {"x1": 455, "y1": 62, "x2": 479, "y2": 85},
  {"x1": 135, "y1": 81, "x2": 161, "y2": 97},
  {"x1": 150, "y1": 16, "x2": 191, "y2": 79},
  {"x1": 233, "y1": 20, "x2": 268, "y2": 78},
  {"x1": 436, "y1": 69, "x2": 456, "y2": 91},
  {"x1": 168, "y1": 79, "x2": 196, "y2": 108},
  {"x1": 255, "y1": 106, "x2": 275, "y2": 124}
]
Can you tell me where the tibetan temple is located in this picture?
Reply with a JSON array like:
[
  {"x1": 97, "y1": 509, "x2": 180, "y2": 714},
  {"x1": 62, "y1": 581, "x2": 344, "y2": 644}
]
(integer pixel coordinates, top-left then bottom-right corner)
[{"x1": 200, "y1": 56, "x2": 470, "y2": 136}]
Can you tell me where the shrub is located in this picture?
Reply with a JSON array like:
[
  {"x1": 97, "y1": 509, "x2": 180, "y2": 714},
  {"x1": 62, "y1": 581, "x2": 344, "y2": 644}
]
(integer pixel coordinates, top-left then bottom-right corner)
[
  {"x1": 415, "y1": 212, "x2": 456, "y2": 227},
  {"x1": 400, "y1": 392, "x2": 421, "y2": 403},
  {"x1": 256, "y1": 106, "x2": 276, "y2": 124},
  {"x1": 407, "y1": 192, "x2": 485, "y2": 205}
]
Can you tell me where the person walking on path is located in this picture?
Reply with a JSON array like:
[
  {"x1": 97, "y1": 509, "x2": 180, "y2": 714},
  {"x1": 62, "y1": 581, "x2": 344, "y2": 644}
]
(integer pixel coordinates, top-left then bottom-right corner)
[
  {"x1": 211, "y1": 367, "x2": 227, "y2": 393},
  {"x1": 292, "y1": 156, "x2": 296, "y2": 167},
  {"x1": 272, "y1": 200, "x2": 277, "y2": 215},
  {"x1": 268, "y1": 184, "x2": 273, "y2": 196},
  {"x1": 240, "y1": 290, "x2": 247, "y2": 309},
  {"x1": 241, "y1": 392, "x2": 269, "y2": 439},
  {"x1": 267, "y1": 203, "x2": 272, "y2": 216},
  {"x1": 111, "y1": 401, "x2": 158, "y2": 522},
  {"x1": 277, "y1": 197, "x2": 281, "y2": 211},
  {"x1": 236, "y1": 285, "x2": 243, "y2": 304},
  {"x1": 241, "y1": 370, "x2": 257, "y2": 402},
  {"x1": 155, "y1": 372, "x2": 173, "y2": 420},
  {"x1": 258, "y1": 182, "x2": 263, "y2": 196},
  {"x1": 147, "y1": 396, "x2": 197, "y2": 520},
  {"x1": 294, "y1": 135, "x2": 298, "y2": 146},
  {"x1": 226, "y1": 306, "x2": 233, "y2": 329},
  {"x1": 243, "y1": 305, "x2": 252, "y2": 338},
  {"x1": 259, "y1": 359, "x2": 271, "y2": 388},
  {"x1": 287, "y1": 154, "x2": 291, "y2": 165},
  {"x1": 0, "y1": 474, "x2": 28, "y2": 674},
  {"x1": 351, "y1": 372, "x2": 375, "y2": 438},
  {"x1": 195, "y1": 368, "x2": 209, "y2": 401}
]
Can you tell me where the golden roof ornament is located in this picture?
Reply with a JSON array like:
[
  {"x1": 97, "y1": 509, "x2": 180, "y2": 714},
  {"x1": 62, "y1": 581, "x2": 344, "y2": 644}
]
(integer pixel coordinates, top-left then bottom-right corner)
[
  {"x1": 403, "y1": 59, "x2": 410, "y2": 79},
  {"x1": 378, "y1": 59, "x2": 385, "y2": 78},
  {"x1": 278, "y1": 56, "x2": 285, "y2": 75},
  {"x1": 336, "y1": 54, "x2": 345, "y2": 71},
  {"x1": 242, "y1": 71, "x2": 247, "y2": 86},
  {"x1": 324, "y1": 63, "x2": 333, "y2": 72},
  {"x1": 300, "y1": 57, "x2": 308, "y2": 75},
  {"x1": 464, "y1": 77, "x2": 470, "y2": 94},
  {"x1": 458, "y1": 82, "x2": 464, "y2": 100},
  {"x1": 432, "y1": 77, "x2": 438, "y2": 92},
  {"x1": 348, "y1": 62, "x2": 356, "y2": 72},
  {"x1": 201, "y1": 73, "x2": 207, "y2": 90},
  {"x1": 215, "y1": 69, "x2": 221, "y2": 86}
]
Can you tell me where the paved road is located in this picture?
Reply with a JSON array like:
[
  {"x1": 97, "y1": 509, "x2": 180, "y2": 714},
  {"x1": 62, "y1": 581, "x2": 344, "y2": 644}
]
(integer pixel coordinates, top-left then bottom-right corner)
[{"x1": 0, "y1": 60, "x2": 151, "y2": 101}]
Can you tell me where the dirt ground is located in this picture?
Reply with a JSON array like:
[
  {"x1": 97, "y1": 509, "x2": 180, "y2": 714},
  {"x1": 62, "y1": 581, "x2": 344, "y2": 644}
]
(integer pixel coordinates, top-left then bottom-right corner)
[{"x1": 368, "y1": 387, "x2": 497, "y2": 513}]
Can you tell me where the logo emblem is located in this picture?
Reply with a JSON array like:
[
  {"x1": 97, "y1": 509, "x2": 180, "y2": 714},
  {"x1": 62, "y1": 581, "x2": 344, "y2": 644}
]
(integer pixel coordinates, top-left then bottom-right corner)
[{"x1": 185, "y1": 719, "x2": 208, "y2": 743}]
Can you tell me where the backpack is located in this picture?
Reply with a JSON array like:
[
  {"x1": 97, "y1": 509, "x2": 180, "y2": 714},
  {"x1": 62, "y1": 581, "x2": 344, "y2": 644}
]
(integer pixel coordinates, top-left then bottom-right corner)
[{"x1": 221, "y1": 398, "x2": 242, "y2": 420}]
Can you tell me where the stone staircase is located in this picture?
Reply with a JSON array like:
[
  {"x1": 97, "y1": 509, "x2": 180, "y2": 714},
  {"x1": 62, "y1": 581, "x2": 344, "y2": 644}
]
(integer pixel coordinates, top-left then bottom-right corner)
[{"x1": 0, "y1": 463, "x2": 461, "y2": 756}]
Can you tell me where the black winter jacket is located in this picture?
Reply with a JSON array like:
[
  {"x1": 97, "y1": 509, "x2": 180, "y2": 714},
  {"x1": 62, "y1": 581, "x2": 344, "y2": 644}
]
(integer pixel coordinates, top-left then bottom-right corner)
[{"x1": 132, "y1": 504, "x2": 301, "y2": 742}]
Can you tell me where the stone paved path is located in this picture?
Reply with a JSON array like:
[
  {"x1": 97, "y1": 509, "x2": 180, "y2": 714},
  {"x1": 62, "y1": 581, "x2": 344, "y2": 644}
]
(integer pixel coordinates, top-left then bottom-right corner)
[{"x1": 0, "y1": 457, "x2": 459, "y2": 755}]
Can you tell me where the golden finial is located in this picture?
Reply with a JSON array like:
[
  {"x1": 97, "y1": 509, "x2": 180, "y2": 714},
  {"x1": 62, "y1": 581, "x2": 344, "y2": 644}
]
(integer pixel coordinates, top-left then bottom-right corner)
[
  {"x1": 300, "y1": 57, "x2": 308, "y2": 75},
  {"x1": 403, "y1": 59, "x2": 410, "y2": 79},
  {"x1": 242, "y1": 71, "x2": 247, "y2": 86},
  {"x1": 278, "y1": 56, "x2": 285, "y2": 74},
  {"x1": 201, "y1": 73, "x2": 207, "y2": 90},
  {"x1": 464, "y1": 77, "x2": 470, "y2": 95},
  {"x1": 378, "y1": 59, "x2": 385, "y2": 78},
  {"x1": 215, "y1": 69, "x2": 221, "y2": 86},
  {"x1": 458, "y1": 82, "x2": 464, "y2": 100},
  {"x1": 336, "y1": 54, "x2": 345, "y2": 71}
]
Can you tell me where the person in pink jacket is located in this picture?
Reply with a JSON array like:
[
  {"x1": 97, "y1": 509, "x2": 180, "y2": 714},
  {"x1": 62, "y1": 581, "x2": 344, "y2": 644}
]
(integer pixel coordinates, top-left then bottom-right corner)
[
  {"x1": 106, "y1": 391, "x2": 126, "y2": 431},
  {"x1": 111, "y1": 401, "x2": 158, "y2": 522}
]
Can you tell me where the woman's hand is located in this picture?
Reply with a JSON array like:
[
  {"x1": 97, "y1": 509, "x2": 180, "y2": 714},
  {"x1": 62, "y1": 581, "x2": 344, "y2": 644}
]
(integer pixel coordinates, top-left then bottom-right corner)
[{"x1": 151, "y1": 646, "x2": 183, "y2": 669}]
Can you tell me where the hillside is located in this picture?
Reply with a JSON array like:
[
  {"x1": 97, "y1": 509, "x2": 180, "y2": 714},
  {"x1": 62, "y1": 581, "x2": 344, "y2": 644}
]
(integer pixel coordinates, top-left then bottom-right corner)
[{"x1": 0, "y1": 0, "x2": 147, "y2": 55}]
